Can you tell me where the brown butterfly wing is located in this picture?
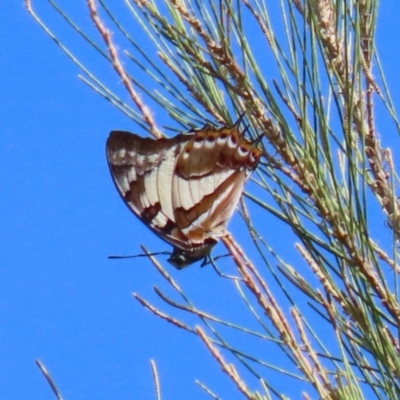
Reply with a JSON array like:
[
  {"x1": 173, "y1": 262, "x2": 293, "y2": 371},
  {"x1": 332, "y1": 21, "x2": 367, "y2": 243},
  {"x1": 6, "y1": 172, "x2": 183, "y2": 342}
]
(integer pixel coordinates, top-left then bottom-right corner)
[
  {"x1": 172, "y1": 125, "x2": 261, "y2": 244},
  {"x1": 106, "y1": 125, "x2": 261, "y2": 268},
  {"x1": 106, "y1": 130, "x2": 192, "y2": 251}
]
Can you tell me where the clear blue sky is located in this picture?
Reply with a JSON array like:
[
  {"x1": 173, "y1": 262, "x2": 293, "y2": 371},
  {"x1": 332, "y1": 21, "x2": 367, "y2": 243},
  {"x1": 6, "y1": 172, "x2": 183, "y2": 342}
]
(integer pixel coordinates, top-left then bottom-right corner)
[{"x1": 2, "y1": 2, "x2": 400, "y2": 399}]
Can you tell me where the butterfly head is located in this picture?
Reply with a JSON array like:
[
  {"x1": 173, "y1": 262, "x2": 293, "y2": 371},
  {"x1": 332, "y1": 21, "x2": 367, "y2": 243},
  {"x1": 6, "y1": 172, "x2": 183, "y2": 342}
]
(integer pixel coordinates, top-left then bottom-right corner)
[{"x1": 167, "y1": 239, "x2": 218, "y2": 269}]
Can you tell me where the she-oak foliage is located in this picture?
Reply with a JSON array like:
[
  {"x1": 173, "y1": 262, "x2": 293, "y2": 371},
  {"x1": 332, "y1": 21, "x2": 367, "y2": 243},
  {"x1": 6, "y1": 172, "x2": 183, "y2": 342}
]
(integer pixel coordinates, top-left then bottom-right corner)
[{"x1": 26, "y1": 0, "x2": 400, "y2": 399}]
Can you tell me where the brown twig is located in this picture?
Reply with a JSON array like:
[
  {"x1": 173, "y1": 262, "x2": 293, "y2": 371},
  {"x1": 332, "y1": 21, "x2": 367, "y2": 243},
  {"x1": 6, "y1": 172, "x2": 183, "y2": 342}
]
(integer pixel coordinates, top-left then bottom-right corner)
[
  {"x1": 196, "y1": 327, "x2": 252, "y2": 399},
  {"x1": 87, "y1": 0, "x2": 162, "y2": 138}
]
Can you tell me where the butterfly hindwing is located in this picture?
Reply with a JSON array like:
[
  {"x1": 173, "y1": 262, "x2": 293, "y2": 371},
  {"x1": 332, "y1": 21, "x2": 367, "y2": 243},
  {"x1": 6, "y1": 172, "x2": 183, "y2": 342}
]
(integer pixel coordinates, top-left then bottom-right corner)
[{"x1": 171, "y1": 125, "x2": 258, "y2": 243}]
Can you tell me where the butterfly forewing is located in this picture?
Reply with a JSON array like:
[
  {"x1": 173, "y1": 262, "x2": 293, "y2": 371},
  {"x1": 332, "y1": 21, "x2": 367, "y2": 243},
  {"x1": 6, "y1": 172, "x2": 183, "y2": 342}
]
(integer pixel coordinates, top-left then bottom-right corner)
[
  {"x1": 106, "y1": 131, "x2": 188, "y2": 246},
  {"x1": 106, "y1": 123, "x2": 262, "y2": 268}
]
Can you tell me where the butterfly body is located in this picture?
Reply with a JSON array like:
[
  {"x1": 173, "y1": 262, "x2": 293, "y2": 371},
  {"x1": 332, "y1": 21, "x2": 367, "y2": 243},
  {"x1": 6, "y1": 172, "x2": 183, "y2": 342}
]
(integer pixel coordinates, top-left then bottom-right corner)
[{"x1": 106, "y1": 123, "x2": 261, "y2": 269}]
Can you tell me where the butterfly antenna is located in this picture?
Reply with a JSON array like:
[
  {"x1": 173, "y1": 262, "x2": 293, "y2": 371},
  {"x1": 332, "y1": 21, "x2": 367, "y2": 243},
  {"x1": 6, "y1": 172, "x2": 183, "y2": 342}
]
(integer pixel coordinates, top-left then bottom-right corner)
[
  {"x1": 108, "y1": 251, "x2": 171, "y2": 260},
  {"x1": 241, "y1": 124, "x2": 251, "y2": 136},
  {"x1": 252, "y1": 132, "x2": 265, "y2": 147},
  {"x1": 233, "y1": 110, "x2": 248, "y2": 128}
]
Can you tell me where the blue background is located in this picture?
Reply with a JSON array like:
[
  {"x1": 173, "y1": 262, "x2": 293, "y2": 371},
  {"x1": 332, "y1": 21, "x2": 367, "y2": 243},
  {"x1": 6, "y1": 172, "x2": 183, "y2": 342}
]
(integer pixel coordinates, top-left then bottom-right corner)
[{"x1": 2, "y1": 2, "x2": 400, "y2": 399}]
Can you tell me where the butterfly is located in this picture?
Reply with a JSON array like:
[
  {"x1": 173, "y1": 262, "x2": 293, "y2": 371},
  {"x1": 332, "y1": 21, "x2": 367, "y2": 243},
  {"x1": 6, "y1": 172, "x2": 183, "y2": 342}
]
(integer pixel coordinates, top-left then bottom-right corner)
[{"x1": 106, "y1": 118, "x2": 262, "y2": 269}]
